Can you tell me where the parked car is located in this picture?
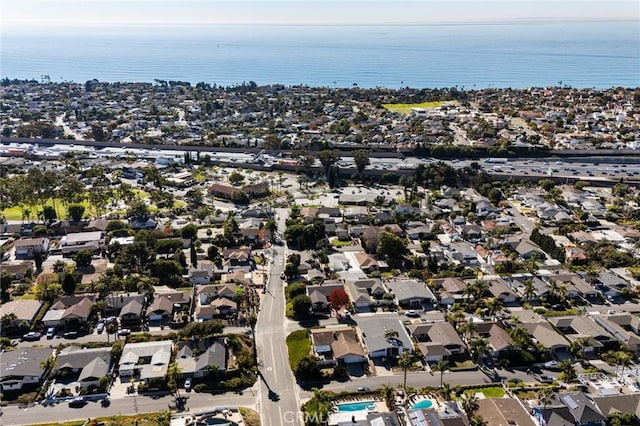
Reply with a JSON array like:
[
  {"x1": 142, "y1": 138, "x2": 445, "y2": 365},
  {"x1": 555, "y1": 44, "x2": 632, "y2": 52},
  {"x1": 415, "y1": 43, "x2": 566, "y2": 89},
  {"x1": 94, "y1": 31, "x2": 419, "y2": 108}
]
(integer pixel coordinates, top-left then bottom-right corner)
[
  {"x1": 105, "y1": 316, "x2": 117, "y2": 324},
  {"x1": 63, "y1": 331, "x2": 78, "y2": 339},
  {"x1": 46, "y1": 327, "x2": 55, "y2": 339},
  {"x1": 544, "y1": 360, "x2": 559, "y2": 370},
  {"x1": 22, "y1": 331, "x2": 42, "y2": 341},
  {"x1": 405, "y1": 310, "x2": 420, "y2": 318},
  {"x1": 535, "y1": 374, "x2": 555, "y2": 384},
  {"x1": 118, "y1": 329, "x2": 131, "y2": 337},
  {"x1": 96, "y1": 322, "x2": 105, "y2": 334},
  {"x1": 184, "y1": 378, "x2": 192, "y2": 392},
  {"x1": 68, "y1": 397, "x2": 86, "y2": 408},
  {"x1": 357, "y1": 386, "x2": 370, "y2": 392}
]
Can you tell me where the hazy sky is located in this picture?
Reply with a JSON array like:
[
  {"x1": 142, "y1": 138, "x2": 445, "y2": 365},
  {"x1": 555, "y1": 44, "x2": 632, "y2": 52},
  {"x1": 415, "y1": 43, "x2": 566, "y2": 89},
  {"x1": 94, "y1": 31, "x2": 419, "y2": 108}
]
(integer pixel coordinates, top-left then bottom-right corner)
[{"x1": 3, "y1": 0, "x2": 638, "y2": 27}]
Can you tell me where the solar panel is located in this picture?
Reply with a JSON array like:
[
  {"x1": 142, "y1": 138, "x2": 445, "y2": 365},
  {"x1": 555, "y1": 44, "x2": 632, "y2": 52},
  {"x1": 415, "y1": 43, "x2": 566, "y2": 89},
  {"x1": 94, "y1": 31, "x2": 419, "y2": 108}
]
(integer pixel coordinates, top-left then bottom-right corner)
[{"x1": 561, "y1": 395, "x2": 579, "y2": 410}]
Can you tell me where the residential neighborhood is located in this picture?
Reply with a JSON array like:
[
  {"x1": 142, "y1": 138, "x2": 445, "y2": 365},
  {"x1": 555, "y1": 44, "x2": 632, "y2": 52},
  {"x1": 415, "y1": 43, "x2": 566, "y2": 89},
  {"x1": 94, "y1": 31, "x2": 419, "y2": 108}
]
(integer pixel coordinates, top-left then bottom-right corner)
[{"x1": 0, "y1": 81, "x2": 640, "y2": 426}]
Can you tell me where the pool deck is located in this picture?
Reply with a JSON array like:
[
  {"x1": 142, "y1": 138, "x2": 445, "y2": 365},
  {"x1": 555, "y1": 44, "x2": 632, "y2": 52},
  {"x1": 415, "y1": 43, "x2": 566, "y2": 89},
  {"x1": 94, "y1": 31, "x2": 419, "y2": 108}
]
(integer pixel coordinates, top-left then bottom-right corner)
[{"x1": 329, "y1": 401, "x2": 387, "y2": 425}]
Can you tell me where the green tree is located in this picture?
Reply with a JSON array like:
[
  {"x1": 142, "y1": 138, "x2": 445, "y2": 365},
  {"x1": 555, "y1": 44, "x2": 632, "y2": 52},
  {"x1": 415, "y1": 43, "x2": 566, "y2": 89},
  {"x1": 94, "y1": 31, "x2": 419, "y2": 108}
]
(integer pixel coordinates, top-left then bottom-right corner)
[
  {"x1": 73, "y1": 250, "x2": 93, "y2": 268},
  {"x1": 558, "y1": 359, "x2": 577, "y2": 382},
  {"x1": 181, "y1": 224, "x2": 198, "y2": 240},
  {"x1": 68, "y1": 203, "x2": 85, "y2": 221},
  {"x1": 61, "y1": 272, "x2": 77, "y2": 294},
  {"x1": 317, "y1": 150, "x2": 341, "y2": 178},
  {"x1": 377, "y1": 231, "x2": 407, "y2": 260},
  {"x1": 469, "y1": 338, "x2": 490, "y2": 367},
  {"x1": 228, "y1": 171, "x2": 245, "y2": 185},
  {"x1": 291, "y1": 294, "x2": 312, "y2": 319},
  {"x1": 126, "y1": 199, "x2": 148, "y2": 219},
  {"x1": 147, "y1": 260, "x2": 183, "y2": 285},
  {"x1": 295, "y1": 356, "x2": 322, "y2": 381},
  {"x1": 382, "y1": 383, "x2": 395, "y2": 410},
  {"x1": 353, "y1": 149, "x2": 370, "y2": 177}
]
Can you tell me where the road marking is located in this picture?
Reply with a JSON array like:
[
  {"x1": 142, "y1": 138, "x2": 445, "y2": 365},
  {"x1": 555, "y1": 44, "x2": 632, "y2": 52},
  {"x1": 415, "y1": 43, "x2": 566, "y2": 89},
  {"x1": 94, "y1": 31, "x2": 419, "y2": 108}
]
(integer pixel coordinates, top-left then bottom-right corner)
[{"x1": 266, "y1": 367, "x2": 272, "y2": 372}]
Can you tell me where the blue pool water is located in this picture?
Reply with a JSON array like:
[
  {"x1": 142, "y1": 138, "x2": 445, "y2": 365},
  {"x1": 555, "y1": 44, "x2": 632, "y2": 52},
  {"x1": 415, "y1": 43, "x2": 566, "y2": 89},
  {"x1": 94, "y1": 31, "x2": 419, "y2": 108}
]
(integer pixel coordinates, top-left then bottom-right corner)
[
  {"x1": 337, "y1": 401, "x2": 376, "y2": 412},
  {"x1": 411, "y1": 399, "x2": 434, "y2": 410}
]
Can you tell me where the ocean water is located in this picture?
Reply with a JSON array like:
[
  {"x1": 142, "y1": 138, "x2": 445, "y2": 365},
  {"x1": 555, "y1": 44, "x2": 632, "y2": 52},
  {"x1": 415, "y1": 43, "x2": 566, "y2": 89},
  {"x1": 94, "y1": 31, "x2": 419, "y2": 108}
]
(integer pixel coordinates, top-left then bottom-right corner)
[{"x1": 2, "y1": 21, "x2": 639, "y2": 89}]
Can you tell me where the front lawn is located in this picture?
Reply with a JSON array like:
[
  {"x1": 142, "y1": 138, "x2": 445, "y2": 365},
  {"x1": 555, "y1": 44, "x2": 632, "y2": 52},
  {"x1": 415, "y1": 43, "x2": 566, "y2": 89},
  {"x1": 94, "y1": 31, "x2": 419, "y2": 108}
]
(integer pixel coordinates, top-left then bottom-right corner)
[
  {"x1": 286, "y1": 329, "x2": 311, "y2": 371},
  {"x1": 464, "y1": 386, "x2": 505, "y2": 398}
]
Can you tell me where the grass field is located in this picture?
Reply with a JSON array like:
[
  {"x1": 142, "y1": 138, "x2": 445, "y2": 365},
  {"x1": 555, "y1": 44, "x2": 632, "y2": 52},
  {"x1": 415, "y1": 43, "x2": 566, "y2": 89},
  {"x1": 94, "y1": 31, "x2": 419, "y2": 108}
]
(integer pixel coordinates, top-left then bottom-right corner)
[
  {"x1": 286, "y1": 329, "x2": 311, "y2": 371},
  {"x1": 382, "y1": 101, "x2": 446, "y2": 114}
]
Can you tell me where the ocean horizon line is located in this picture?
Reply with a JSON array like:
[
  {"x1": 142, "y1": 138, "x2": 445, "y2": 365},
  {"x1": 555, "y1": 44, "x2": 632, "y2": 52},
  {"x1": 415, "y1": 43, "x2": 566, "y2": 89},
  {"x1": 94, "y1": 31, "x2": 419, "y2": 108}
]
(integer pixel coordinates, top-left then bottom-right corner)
[{"x1": 3, "y1": 16, "x2": 638, "y2": 30}]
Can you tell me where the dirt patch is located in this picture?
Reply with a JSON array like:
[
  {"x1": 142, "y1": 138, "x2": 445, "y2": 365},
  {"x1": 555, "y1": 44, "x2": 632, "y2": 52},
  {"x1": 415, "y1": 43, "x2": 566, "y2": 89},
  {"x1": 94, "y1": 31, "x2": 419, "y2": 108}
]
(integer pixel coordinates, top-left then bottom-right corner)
[{"x1": 240, "y1": 407, "x2": 261, "y2": 426}]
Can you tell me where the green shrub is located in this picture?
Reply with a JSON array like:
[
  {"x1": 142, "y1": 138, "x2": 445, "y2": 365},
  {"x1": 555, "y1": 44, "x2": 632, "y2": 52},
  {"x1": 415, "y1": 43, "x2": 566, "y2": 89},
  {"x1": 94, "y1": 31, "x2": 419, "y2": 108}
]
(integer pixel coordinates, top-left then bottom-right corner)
[{"x1": 193, "y1": 383, "x2": 207, "y2": 393}]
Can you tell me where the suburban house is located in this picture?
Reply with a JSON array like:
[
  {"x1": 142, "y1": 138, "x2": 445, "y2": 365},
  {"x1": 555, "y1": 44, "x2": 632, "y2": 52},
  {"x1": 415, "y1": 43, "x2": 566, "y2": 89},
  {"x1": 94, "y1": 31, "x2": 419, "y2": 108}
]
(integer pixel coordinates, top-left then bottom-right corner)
[
  {"x1": 344, "y1": 278, "x2": 387, "y2": 312},
  {"x1": 14, "y1": 237, "x2": 49, "y2": 258},
  {"x1": 0, "y1": 299, "x2": 43, "y2": 327},
  {"x1": 509, "y1": 239, "x2": 546, "y2": 260},
  {"x1": 385, "y1": 277, "x2": 437, "y2": 309},
  {"x1": 222, "y1": 247, "x2": 252, "y2": 270},
  {"x1": 53, "y1": 346, "x2": 111, "y2": 389},
  {"x1": 536, "y1": 392, "x2": 607, "y2": 426},
  {"x1": 473, "y1": 322, "x2": 516, "y2": 358},
  {"x1": 1, "y1": 261, "x2": 35, "y2": 280},
  {"x1": 195, "y1": 284, "x2": 237, "y2": 321},
  {"x1": 0, "y1": 347, "x2": 53, "y2": 392},
  {"x1": 476, "y1": 397, "x2": 537, "y2": 426},
  {"x1": 59, "y1": 231, "x2": 104, "y2": 256},
  {"x1": 521, "y1": 322, "x2": 570, "y2": 355},
  {"x1": 306, "y1": 282, "x2": 347, "y2": 312},
  {"x1": 592, "y1": 313, "x2": 640, "y2": 353},
  {"x1": 486, "y1": 278, "x2": 518, "y2": 304},
  {"x1": 406, "y1": 321, "x2": 466, "y2": 362},
  {"x1": 118, "y1": 340, "x2": 173, "y2": 382},
  {"x1": 104, "y1": 293, "x2": 146, "y2": 328},
  {"x1": 357, "y1": 317, "x2": 413, "y2": 360},
  {"x1": 592, "y1": 394, "x2": 640, "y2": 422},
  {"x1": 548, "y1": 316, "x2": 616, "y2": 354},
  {"x1": 42, "y1": 295, "x2": 96, "y2": 328},
  {"x1": 354, "y1": 252, "x2": 380, "y2": 274},
  {"x1": 436, "y1": 277, "x2": 469, "y2": 306},
  {"x1": 147, "y1": 292, "x2": 190, "y2": 325},
  {"x1": 310, "y1": 326, "x2": 367, "y2": 366},
  {"x1": 176, "y1": 340, "x2": 227, "y2": 378},
  {"x1": 129, "y1": 216, "x2": 158, "y2": 230}
]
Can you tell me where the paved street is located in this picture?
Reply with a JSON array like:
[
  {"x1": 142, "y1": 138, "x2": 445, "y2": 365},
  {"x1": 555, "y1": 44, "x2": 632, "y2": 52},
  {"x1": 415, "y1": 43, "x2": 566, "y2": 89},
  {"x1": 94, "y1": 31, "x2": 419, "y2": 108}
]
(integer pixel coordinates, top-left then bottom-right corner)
[
  {"x1": 0, "y1": 392, "x2": 255, "y2": 426},
  {"x1": 255, "y1": 208, "x2": 302, "y2": 426}
]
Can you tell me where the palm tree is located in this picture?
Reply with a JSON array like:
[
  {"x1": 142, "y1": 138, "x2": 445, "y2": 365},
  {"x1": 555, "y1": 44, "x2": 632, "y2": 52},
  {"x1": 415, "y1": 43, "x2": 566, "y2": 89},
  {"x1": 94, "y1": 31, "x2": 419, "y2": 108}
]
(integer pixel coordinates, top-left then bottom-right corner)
[
  {"x1": 537, "y1": 386, "x2": 555, "y2": 411},
  {"x1": 385, "y1": 329, "x2": 399, "y2": 341},
  {"x1": 381, "y1": 383, "x2": 395, "y2": 410},
  {"x1": 458, "y1": 321, "x2": 477, "y2": 343},
  {"x1": 558, "y1": 359, "x2": 577, "y2": 382},
  {"x1": 447, "y1": 308, "x2": 466, "y2": 330},
  {"x1": 469, "y1": 338, "x2": 490, "y2": 368},
  {"x1": 436, "y1": 382, "x2": 452, "y2": 401},
  {"x1": 614, "y1": 351, "x2": 633, "y2": 378},
  {"x1": 523, "y1": 278, "x2": 537, "y2": 302},
  {"x1": 397, "y1": 351, "x2": 413, "y2": 393},
  {"x1": 486, "y1": 297, "x2": 504, "y2": 320},
  {"x1": 569, "y1": 336, "x2": 591, "y2": 365},
  {"x1": 433, "y1": 360, "x2": 449, "y2": 387},
  {"x1": 460, "y1": 393, "x2": 479, "y2": 416},
  {"x1": 0, "y1": 313, "x2": 17, "y2": 329}
]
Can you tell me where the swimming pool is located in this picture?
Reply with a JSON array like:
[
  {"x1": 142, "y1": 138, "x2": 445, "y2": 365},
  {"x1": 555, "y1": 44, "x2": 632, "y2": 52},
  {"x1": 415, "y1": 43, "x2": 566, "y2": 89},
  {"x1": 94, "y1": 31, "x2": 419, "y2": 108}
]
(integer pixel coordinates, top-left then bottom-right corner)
[
  {"x1": 336, "y1": 401, "x2": 376, "y2": 412},
  {"x1": 411, "y1": 399, "x2": 434, "y2": 410}
]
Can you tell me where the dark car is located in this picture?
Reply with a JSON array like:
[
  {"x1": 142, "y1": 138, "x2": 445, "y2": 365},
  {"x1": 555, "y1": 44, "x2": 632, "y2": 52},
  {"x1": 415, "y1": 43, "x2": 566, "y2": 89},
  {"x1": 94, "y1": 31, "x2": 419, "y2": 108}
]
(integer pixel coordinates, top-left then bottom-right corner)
[
  {"x1": 22, "y1": 332, "x2": 42, "y2": 341},
  {"x1": 68, "y1": 397, "x2": 86, "y2": 408},
  {"x1": 63, "y1": 331, "x2": 78, "y2": 339}
]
